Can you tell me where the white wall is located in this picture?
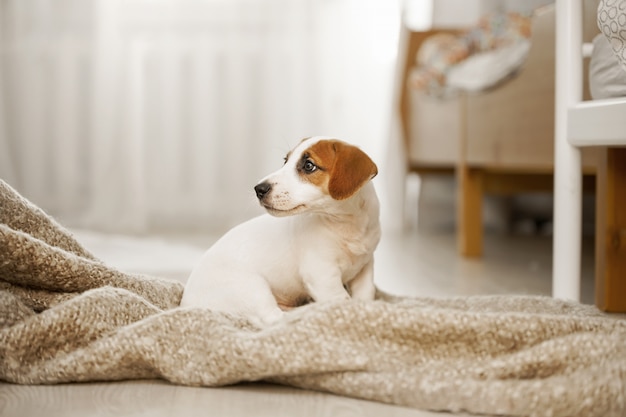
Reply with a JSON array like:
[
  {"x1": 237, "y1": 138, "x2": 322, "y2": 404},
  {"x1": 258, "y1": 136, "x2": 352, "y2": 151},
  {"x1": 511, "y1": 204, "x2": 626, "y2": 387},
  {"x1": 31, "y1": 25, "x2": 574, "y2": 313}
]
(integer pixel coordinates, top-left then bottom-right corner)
[{"x1": 0, "y1": 0, "x2": 402, "y2": 234}]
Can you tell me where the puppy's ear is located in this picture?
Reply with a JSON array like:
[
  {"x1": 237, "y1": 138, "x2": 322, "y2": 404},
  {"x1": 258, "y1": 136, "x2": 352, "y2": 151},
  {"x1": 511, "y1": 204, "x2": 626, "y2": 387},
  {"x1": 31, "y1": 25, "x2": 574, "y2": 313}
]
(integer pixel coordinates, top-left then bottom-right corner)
[{"x1": 328, "y1": 141, "x2": 377, "y2": 200}]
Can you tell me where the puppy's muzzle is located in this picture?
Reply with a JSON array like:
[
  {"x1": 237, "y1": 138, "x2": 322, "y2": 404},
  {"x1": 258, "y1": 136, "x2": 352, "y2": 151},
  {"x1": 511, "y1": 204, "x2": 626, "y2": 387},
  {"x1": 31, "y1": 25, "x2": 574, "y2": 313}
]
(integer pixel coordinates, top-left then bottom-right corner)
[{"x1": 254, "y1": 182, "x2": 272, "y2": 201}]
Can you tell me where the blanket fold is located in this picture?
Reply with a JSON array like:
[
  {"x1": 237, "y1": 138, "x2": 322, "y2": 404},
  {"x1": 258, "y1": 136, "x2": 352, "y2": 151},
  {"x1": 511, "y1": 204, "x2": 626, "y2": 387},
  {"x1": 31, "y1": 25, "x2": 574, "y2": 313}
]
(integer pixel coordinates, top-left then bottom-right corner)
[{"x1": 0, "y1": 179, "x2": 625, "y2": 417}]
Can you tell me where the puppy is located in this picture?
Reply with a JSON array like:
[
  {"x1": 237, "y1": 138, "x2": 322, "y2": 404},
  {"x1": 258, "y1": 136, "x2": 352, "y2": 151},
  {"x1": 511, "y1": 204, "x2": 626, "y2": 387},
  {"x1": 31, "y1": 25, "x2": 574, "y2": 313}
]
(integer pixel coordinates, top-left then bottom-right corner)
[{"x1": 180, "y1": 136, "x2": 380, "y2": 326}]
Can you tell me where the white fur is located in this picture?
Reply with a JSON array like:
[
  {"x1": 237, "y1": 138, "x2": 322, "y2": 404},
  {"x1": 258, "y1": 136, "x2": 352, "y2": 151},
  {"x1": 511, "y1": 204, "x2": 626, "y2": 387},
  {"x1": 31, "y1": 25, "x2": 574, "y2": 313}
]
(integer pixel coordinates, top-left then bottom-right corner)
[{"x1": 180, "y1": 136, "x2": 380, "y2": 326}]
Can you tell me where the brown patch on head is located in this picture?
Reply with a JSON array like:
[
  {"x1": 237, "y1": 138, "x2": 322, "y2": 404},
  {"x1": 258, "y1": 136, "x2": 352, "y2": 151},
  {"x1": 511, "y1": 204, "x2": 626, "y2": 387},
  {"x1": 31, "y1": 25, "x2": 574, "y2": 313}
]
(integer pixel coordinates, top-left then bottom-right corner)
[
  {"x1": 300, "y1": 140, "x2": 377, "y2": 200},
  {"x1": 295, "y1": 147, "x2": 331, "y2": 189}
]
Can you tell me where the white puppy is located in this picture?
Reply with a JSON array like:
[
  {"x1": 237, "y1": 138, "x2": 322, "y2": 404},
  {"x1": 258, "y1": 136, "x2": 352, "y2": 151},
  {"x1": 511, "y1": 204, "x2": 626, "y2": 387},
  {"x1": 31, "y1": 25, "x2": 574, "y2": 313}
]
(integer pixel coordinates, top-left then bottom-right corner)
[{"x1": 180, "y1": 136, "x2": 380, "y2": 326}]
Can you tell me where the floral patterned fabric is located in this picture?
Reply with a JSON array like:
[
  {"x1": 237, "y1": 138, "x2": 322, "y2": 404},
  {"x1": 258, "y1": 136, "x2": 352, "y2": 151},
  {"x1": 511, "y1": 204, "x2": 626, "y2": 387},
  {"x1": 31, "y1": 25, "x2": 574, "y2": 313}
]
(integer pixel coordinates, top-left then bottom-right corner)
[{"x1": 409, "y1": 12, "x2": 531, "y2": 94}]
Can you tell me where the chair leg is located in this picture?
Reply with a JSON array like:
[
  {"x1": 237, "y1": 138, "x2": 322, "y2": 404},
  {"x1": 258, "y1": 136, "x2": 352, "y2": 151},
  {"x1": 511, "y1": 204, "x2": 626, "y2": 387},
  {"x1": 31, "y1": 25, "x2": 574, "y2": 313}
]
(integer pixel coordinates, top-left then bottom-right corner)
[
  {"x1": 595, "y1": 147, "x2": 626, "y2": 312},
  {"x1": 457, "y1": 165, "x2": 483, "y2": 257}
]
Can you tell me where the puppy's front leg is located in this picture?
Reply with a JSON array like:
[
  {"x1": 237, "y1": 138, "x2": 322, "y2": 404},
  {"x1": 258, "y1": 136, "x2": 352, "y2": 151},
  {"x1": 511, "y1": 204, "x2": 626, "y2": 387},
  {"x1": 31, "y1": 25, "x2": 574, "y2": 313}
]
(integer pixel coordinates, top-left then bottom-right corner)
[
  {"x1": 301, "y1": 264, "x2": 350, "y2": 303},
  {"x1": 348, "y1": 260, "x2": 376, "y2": 301}
]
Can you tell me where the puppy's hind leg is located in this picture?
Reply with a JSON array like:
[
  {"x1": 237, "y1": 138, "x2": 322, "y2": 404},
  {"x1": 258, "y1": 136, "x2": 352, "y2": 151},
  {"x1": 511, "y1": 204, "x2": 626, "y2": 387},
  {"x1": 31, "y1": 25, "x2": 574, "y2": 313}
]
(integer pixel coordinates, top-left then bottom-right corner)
[
  {"x1": 185, "y1": 265, "x2": 284, "y2": 327},
  {"x1": 238, "y1": 272, "x2": 285, "y2": 327},
  {"x1": 253, "y1": 297, "x2": 284, "y2": 326}
]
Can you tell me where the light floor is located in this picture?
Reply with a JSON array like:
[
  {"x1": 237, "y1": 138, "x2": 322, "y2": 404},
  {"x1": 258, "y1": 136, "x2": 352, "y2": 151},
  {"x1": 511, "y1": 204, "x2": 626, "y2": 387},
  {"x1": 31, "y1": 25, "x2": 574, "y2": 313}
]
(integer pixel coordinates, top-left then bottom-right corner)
[{"x1": 1, "y1": 228, "x2": 596, "y2": 417}]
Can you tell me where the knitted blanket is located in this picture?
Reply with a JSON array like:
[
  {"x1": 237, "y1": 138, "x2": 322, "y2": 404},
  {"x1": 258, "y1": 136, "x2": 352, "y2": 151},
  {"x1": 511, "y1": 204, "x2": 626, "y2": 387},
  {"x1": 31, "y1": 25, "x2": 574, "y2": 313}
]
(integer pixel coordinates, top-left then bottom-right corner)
[{"x1": 1, "y1": 179, "x2": 625, "y2": 417}]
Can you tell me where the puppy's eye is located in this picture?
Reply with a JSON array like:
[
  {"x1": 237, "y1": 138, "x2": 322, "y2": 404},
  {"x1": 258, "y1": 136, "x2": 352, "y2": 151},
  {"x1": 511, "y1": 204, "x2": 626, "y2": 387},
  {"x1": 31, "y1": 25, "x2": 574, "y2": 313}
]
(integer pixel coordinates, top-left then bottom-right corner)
[
  {"x1": 283, "y1": 157, "x2": 288, "y2": 165},
  {"x1": 303, "y1": 160, "x2": 317, "y2": 173}
]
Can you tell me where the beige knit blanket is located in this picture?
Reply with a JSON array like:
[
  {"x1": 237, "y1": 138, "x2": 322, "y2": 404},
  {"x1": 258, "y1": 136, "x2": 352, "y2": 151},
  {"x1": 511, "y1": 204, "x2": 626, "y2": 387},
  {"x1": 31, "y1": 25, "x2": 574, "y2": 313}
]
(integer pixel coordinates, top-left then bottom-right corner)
[{"x1": 1, "y1": 179, "x2": 625, "y2": 417}]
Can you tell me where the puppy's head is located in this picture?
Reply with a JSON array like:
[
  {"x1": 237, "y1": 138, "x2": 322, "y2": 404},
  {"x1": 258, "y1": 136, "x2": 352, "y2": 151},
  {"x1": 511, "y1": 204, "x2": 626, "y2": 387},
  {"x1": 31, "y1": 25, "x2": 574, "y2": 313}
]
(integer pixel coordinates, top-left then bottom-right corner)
[{"x1": 254, "y1": 136, "x2": 378, "y2": 217}]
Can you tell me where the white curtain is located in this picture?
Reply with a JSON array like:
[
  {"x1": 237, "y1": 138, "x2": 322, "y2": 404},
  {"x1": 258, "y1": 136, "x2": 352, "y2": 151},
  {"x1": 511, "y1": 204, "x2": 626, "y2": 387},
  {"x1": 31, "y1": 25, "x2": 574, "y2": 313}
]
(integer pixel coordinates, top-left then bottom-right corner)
[{"x1": 0, "y1": 0, "x2": 401, "y2": 234}]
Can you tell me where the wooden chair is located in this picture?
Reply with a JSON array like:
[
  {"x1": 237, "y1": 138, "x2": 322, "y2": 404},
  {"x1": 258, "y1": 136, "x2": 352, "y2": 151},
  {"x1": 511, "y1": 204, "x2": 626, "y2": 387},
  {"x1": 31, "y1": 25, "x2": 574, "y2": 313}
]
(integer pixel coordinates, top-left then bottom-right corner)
[{"x1": 398, "y1": 6, "x2": 597, "y2": 257}]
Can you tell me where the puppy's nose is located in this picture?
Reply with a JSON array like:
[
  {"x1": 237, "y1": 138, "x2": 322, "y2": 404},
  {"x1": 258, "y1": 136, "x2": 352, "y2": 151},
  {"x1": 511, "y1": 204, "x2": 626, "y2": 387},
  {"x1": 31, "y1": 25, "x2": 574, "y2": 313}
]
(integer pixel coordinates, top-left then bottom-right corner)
[{"x1": 254, "y1": 182, "x2": 272, "y2": 200}]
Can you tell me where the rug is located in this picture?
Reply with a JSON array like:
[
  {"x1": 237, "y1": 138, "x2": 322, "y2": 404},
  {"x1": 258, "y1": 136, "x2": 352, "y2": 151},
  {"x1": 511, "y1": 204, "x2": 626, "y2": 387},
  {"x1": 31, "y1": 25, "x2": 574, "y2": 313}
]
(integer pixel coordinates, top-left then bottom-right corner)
[{"x1": 1, "y1": 179, "x2": 625, "y2": 417}]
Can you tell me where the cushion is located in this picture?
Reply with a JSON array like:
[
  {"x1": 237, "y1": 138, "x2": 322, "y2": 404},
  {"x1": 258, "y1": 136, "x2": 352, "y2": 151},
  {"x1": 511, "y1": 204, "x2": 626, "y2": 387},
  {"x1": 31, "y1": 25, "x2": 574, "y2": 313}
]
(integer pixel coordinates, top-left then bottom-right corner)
[
  {"x1": 597, "y1": 0, "x2": 626, "y2": 73},
  {"x1": 409, "y1": 12, "x2": 532, "y2": 95},
  {"x1": 447, "y1": 39, "x2": 531, "y2": 92},
  {"x1": 590, "y1": 33, "x2": 626, "y2": 99}
]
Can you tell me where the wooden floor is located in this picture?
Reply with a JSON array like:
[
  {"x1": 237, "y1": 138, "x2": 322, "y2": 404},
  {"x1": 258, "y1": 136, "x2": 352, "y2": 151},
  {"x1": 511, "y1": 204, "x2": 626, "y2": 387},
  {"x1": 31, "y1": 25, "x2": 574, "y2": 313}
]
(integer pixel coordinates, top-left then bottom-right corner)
[{"x1": 1, "y1": 227, "x2": 596, "y2": 417}]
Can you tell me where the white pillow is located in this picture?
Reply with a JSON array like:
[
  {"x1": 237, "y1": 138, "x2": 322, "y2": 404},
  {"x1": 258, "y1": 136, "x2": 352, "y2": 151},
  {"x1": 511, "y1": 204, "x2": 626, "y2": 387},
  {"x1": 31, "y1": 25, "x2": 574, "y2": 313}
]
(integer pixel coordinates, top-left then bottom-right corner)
[
  {"x1": 597, "y1": 0, "x2": 626, "y2": 73},
  {"x1": 446, "y1": 40, "x2": 531, "y2": 92},
  {"x1": 589, "y1": 33, "x2": 626, "y2": 100}
]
